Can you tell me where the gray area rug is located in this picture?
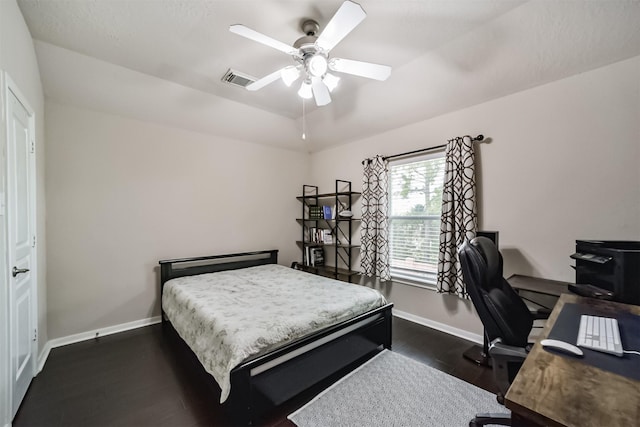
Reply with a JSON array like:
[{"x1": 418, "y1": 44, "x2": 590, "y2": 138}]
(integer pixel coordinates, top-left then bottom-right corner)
[{"x1": 288, "y1": 350, "x2": 506, "y2": 426}]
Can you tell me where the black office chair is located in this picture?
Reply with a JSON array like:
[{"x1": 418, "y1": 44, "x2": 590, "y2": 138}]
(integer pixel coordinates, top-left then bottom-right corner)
[{"x1": 458, "y1": 237, "x2": 534, "y2": 427}]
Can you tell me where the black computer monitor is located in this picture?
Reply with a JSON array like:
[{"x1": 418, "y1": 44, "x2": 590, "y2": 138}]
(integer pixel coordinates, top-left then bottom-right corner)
[{"x1": 477, "y1": 230, "x2": 499, "y2": 249}]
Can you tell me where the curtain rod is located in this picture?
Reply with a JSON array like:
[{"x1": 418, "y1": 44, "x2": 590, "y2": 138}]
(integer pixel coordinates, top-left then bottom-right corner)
[{"x1": 362, "y1": 134, "x2": 485, "y2": 165}]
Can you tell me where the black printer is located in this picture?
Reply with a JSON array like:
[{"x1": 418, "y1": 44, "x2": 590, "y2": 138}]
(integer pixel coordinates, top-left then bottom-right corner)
[{"x1": 571, "y1": 240, "x2": 640, "y2": 305}]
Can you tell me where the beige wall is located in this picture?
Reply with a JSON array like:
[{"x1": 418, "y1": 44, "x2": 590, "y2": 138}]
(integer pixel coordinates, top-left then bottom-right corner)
[
  {"x1": 310, "y1": 56, "x2": 640, "y2": 337},
  {"x1": 45, "y1": 102, "x2": 308, "y2": 339}
]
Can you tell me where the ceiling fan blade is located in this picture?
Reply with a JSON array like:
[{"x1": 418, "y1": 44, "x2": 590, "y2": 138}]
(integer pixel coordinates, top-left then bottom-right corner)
[
  {"x1": 246, "y1": 68, "x2": 287, "y2": 91},
  {"x1": 329, "y1": 58, "x2": 391, "y2": 81},
  {"x1": 316, "y1": 1, "x2": 366, "y2": 52},
  {"x1": 230, "y1": 24, "x2": 300, "y2": 57},
  {"x1": 311, "y1": 77, "x2": 332, "y2": 106}
]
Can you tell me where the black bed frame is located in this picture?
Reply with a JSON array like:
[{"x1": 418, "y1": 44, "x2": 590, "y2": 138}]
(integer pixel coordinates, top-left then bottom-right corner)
[{"x1": 159, "y1": 249, "x2": 393, "y2": 425}]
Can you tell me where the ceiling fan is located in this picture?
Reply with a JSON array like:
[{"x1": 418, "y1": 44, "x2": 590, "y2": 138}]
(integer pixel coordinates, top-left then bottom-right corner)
[{"x1": 229, "y1": 0, "x2": 391, "y2": 107}]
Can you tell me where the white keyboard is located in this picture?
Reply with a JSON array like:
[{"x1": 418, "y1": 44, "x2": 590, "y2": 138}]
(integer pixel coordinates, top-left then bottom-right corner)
[{"x1": 577, "y1": 315, "x2": 623, "y2": 357}]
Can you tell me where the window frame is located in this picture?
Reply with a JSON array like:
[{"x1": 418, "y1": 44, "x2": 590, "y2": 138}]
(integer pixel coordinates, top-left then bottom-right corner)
[{"x1": 387, "y1": 149, "x2": 446, "y2": 289}]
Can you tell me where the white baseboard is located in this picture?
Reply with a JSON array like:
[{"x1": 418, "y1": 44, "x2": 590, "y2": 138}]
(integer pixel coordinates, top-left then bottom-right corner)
[
  {"x1": 392, "y1": 309, "x2": 483, "y2": 345},
  {"x1": 37, "y1": 341, "x2": 52, "y2": 373},
  {"x1": 35, "y1": 311, "x2": 480, "y2": 373},
  {"x1": 37, "y1": 316, "x2": 162, "y2": 373}
]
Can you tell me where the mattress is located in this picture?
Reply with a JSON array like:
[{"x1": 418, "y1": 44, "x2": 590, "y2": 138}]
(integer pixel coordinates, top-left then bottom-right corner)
[{"x1": 162, "y1": 263, "x2": 387, "y2": 403}]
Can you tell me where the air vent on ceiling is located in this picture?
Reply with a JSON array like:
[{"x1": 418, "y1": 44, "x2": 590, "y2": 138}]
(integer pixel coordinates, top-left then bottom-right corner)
[{"x1": 221, "y1": 69, "x2": 256, "y2": 88}]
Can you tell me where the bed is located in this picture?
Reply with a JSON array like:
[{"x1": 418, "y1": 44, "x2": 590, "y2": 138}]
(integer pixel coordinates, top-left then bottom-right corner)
[{"x1": 159, "y1": 249, "x2": 393, "y2": 425}]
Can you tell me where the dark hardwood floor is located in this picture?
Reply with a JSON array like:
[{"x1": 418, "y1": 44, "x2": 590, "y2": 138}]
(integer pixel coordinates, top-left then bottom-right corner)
[{"x1": 13, "y1": 317, "x2": 497, "y2": 427}]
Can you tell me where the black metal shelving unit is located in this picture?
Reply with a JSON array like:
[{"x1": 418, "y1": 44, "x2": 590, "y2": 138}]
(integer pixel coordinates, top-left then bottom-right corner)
[{"x1": 296, "y1": 180, "x2": 361, "y2": 283}]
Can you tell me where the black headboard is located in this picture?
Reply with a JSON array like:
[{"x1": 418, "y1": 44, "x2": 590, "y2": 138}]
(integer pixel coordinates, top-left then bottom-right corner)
[{"x1": 159, "y1": 249, "x2": 278, "y2": 285}]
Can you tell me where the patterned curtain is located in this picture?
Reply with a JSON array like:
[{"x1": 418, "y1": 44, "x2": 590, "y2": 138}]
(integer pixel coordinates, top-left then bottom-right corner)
[
  {"x1": 361, "y1": 156, "x2": 391, "y2": 281},
  {"x1": 437, "y1": 136, "x2": 478, "y2": 297}
]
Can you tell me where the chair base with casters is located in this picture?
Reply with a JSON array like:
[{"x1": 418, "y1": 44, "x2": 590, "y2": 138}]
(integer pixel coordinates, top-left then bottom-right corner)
[
  {"x1": 469, "y1": 412, "x2": 512, "y2": 427},
  {"x1": 463, "y1": 333, "x2": 492, "y2": 367},
  {"x1": 468, "y1": 338, "x2": 529, "y2": 426}
]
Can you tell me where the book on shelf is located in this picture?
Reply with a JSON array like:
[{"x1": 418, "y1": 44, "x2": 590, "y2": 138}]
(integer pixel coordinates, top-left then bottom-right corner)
[
  {"x1": 323, "y1": 205, "x2": 332, "y2": 220},
  {"x1": 309, "y1": 205, "x2": 323, "y2": 220},
  {"x1": 309, "y1": 247, "x2": 324, "y2": 267},
  {"x1": 322, "y1": 229, "x2": 333, "y2": 244},
  {"x1": 304, "y1": 246, "x2": 313, "y2": 266},
  {"x1": 309, "y1": 227, "x2": 324, "y2": 243},
  {"x1": 304, "y1": 247, "x2": 324, "y2": 267},
  {"x1": 306, "y1": 227, "x2": 333, "y2": 244}
]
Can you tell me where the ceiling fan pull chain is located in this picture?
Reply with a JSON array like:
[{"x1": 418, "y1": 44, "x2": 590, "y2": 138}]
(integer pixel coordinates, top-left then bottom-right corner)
[{"x1": 302, "y1": 98, "x2": 307, "y2": 140}]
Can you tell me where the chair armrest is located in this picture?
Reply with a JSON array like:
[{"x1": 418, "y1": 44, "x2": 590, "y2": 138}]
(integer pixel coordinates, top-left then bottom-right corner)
[{"x1": 489, "y1": 339, "x2": 528, "y2": 361}]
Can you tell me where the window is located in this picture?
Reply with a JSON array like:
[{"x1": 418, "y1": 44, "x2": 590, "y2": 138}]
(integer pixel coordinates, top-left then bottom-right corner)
[{"x1": 388, "y1": 151, "x2": 446, "y2": 287}]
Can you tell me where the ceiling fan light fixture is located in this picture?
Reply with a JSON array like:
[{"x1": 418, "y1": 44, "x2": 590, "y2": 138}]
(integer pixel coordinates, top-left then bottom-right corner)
[
  {"x1": 229, "y1": 1, "x2": 392, "y2": 108},
  {"x1": 307, "y1": 54, "x2": 328, "y2": 77},
  {"x1": 298, "y1": 80, "x2": 313, "y2": 99},
  {"x1": 281, "y1": 66, "x2": 300, "y2": 87},
  {"x1": 323, "y1": 73, "x2": 340, "y2": 92}
]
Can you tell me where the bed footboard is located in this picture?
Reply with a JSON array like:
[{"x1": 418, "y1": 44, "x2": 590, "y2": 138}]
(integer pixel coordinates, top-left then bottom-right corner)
[{"x1": 226, "y1": 303, "x2": 393, "y2": 425}]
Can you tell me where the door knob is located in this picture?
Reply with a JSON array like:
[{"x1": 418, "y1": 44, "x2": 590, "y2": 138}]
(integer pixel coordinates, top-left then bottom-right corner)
[{"x1": 12, "y1": 266, "x2": 29, "y2": 277}]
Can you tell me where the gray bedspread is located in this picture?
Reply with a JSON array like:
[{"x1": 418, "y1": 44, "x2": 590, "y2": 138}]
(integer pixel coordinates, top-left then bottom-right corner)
[{"x1": 162, "y1": 264, "x2": 387, "y2": 402}]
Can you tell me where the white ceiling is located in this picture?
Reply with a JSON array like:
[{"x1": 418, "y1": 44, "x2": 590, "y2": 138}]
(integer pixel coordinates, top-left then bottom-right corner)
[{"x1": 18, "y1": 0, "x2": 640, "y2": 152}]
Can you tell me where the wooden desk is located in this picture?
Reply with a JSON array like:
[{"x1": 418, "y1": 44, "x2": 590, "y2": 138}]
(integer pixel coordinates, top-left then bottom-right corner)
[{"x1": 505, "y1": 294, "x2": 640, "y2": 427}]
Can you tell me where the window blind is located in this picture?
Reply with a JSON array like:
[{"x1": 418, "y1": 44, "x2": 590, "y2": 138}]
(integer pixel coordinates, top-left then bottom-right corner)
[{"x1": 388, "y1": 153, "x2": 445, "y2": 285}]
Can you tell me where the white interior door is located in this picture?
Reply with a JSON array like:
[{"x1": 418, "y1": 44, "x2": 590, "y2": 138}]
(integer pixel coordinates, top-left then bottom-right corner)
[{"x1": 6, "y1": 85, "x2": 36, "y2": 419}]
